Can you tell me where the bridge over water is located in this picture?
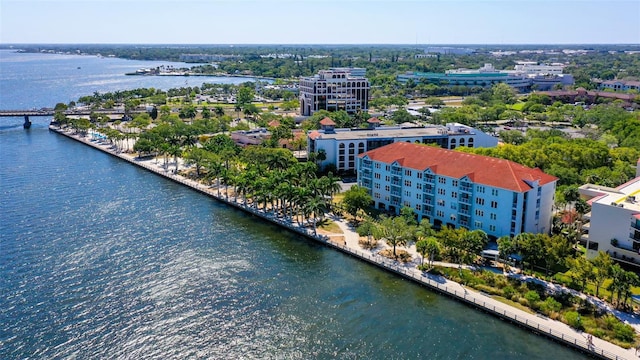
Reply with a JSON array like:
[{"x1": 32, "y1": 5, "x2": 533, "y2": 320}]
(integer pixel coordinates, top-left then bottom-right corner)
[{"x1": 0, "y1": 109, "x2": 133, "y2": 129}]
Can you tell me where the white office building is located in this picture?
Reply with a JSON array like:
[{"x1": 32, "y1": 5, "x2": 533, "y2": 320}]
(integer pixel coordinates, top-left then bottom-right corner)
[
  {"x1": 299, "y1": 68, "x2": 370, "y2": 116},
  {"x1": 580, "y1": 176, "x2": 640, "y2": 267},
  {"x1": 358, "y1": 142, "x2": 557, "y2": 238},
  {"x1": 308, "y1": 120, "x2": 498, "y2": 173}
]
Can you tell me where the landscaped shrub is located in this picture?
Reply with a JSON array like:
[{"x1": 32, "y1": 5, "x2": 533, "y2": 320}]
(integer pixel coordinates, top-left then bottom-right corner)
[
  {"x1": 503, "y1": 286, "x2": 516, "y2": 299},
  {"x1": 613, "y1": 323, "x2": 636, "y2": 343},
  {"x1": 518, "y1": 298, "x2": 529, "y2": 307},
  {"x1": 564, "y1": 311, "x2": 584, "y2": 330},
  {"x1": 539, "y1": 297, "x2": 562, "y2": 314},
  {"x1": 525, "y1": 290, "x2": 541, "y2": 304},
  {"x1": 603, "y1": 314, "x2": 618, "y2": 330}
]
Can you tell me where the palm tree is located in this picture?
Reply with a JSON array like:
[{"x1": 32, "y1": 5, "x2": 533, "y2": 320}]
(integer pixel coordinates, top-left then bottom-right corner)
[{"x1": 305, "y1": 195, "x2": 328, "y2": 235}]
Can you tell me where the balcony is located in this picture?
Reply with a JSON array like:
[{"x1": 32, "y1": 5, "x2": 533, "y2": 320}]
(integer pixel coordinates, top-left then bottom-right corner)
[
  {"x1": 460, "y1": 185, "x2": 472, "y2": 193},
  {"x1": 424, "y1": 176, "x2": 435, "y2": 184},
  {"x1": 391, "y1": 190, "x2": 401, "y2": 197},
  {"x1": 458, "y1": 209, "x2": 470, "y2": 215},
  {"x1": 391, "y1": 180, "x2": 401, "y2": 186},
  {"x1": 459, "y1": 197, "x2": 471, "y2": 205},
  {"x1": 361, "y1": 170, "x2": 372, "y2": 179},
  {"x1": 391, "y1": 168, "x2": 402, "y2": 176}
]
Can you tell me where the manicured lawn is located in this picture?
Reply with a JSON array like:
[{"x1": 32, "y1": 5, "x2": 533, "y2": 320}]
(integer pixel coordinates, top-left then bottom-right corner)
[{"x1": 318, "y1": 220, "x2": 342, "y2": 234}]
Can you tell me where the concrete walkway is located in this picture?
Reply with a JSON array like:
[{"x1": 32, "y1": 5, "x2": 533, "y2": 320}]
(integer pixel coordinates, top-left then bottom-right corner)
[{"x1": 327, "y1": 216, "x2": 637, "y2": 360}]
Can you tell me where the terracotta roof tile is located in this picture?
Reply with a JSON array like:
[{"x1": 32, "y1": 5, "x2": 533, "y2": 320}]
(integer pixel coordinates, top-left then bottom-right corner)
[
  {"x1": 308, "y1": 130, "x2": 321, "y2": 140},
  {"x1": 367, "y1": 117, "x2": 381, "y2": 123},
  {"x1": 360, "y1": 142, "x2": 557, "y2": 192},
  {"x1": 319, "y1": 117, "x2": 336, "y2": 126}
]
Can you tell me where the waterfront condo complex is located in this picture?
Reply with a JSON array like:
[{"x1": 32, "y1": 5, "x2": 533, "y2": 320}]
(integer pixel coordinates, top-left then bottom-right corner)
[
  {"x1": 299, "y1": 68, "x2": 370, "y2": 116},
  {"x1": 308, "y1": 120, "x2": 498, "y2": 173},
  {"x1": 358, "y1": 142, "x2": 558, "y2": 238},
  {"x1": 580, "y1": 173, "x2": 640, "y2": 268}
]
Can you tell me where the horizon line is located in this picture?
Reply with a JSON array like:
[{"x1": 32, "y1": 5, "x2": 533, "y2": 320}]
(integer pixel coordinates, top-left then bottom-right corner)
[{"x1": 2, "y1": 42, "x2": 640, "y2": 47}]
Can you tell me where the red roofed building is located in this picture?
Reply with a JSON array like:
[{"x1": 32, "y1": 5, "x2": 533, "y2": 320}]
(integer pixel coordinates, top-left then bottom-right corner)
[{"x1": 358, "y1": 142, "x2": 558, "y2": 237}]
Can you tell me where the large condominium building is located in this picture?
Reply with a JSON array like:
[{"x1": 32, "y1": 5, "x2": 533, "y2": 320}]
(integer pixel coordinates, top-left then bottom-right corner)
[
  {"x1": 579, "y1": 175, "x2": 640, "y2": 268},
  {"x1": 299, "y1": 68, "x2": 370, "y2": 116},
  {"x1": 358, "y1": 142, "x2": 557, "y2": 238},
  {"x1": 308, "y1": 120, "x2": 498, "y2": 173}
]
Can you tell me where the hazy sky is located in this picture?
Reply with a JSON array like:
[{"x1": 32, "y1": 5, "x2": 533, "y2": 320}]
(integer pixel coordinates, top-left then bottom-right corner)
[{"x1": 1, "y1": 0, "x2": 639, "y2": 44}]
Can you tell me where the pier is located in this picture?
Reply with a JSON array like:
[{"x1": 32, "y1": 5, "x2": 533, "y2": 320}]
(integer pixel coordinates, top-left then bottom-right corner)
[{"x1": 49, "y1": 124, "x2": 635, "y2": 360}]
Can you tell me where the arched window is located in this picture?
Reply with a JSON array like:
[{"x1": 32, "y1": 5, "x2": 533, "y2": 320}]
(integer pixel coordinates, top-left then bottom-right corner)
[{"x1": 468, "y1": 138, "x2": 474, "y2": 147}]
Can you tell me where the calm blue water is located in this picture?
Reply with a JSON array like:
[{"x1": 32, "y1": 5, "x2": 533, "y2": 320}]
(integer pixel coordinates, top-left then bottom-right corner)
[{"x1": 0, "y1": 50, "x2": 584, "y2": 359}]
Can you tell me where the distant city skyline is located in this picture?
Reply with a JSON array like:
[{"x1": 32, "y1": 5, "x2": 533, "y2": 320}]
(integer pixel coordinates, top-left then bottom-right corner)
[{"x1": 1, "y1": 0, "x2": 639, "y2": 45}]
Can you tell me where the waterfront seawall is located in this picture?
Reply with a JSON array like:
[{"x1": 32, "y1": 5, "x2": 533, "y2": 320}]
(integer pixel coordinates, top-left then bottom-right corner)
[{"x1": 50, "y1": 126, "x2": 633, "y2": 360}]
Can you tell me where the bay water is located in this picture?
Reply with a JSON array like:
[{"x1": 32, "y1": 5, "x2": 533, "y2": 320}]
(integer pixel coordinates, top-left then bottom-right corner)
[{"x1": 0, "y1": 50, "x2": 585, "y2": 359}]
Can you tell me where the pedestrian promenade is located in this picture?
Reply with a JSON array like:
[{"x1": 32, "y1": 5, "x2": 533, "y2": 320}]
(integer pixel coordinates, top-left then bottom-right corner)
[{"x1": 51, "y1": 126, "x2": 637, "y2": 360}]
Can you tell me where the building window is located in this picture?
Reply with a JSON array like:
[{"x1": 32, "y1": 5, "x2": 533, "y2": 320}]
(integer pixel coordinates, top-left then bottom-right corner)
[
  {"x1": 404, "y1": 180, "x2": 412, "y2": 187},
  {"x1": 475, "y1": 209, "x2": 484, "y2": 217},
  {"x1": 438, "y1": 188, "x2": 446, "y2": 195},
  {"x1": 490, "y1": 201, "x2": 498, "y2": 208},
  {"x1": 416, "y1": 183, "x2": 422, "y2": 190},
  {"x1": 374, "y1": 173, "x2": 381, "y2": 179},
  {"x1": 405, "y1": 190, "x2": 411, "y2": 197},
  {"x1": 437, "y1": 210, "x2": 445, "y2": 217},
  {"x1": 490, "y1": 213, "x2": 497, "y2": 220},
  {"x1": 374, "y1": 193, "x2": 381, "y2": 199},
  {"x1": 475, "y1": 221, "x2": 482, "y2": 228},
  {"x1": 439, "y1": 177, "x2": 447, "y2": 184},
  {"x1": 452, "y1": 180, "x2": 458, "y2": 187},
  {"x1": 385, "y1": 185, "x2": 390, "y2": 192},
  {"x1": 492, "y1": 189, "x2": 498, "y2": 196},
  {"x1": 416, "y1": 193, "x2": 422, "y2": 200},
  {"x1": 437, "y1": 199, "x2": 445, "y2": 206},
  {"x1": 374, "y1": 183, "x2": 381, "y2": 189},
  {"x1": 451, "y1": 191, "x2": 457, "y2": 198},
  {"x1": 385, "y1": 165, "x2": 390, "y2": 171},
  {"x1": 385, "y1": 176, "x2": 390, "y2": 182},
  {"x1": 476, "y1": 186, "x2": 485, "y2": 193},
  {"x1": 476, "y1": 198, "x2": 485, "y2": 206},
  {"x1": 375, "y1": 163, "x2": 381, "y2": 169},
  {"x1": 417, "y1": 173, "x2": 423, "y2": 179},
  {"x1": 489, "y1": 225, "x2": 496, "y2": 232},
  {"x1": 416, "y1": 204, "x2": 422, "y2": 211},
  {"x1": 450, "y1": 214, "x2": 457, "y2": 221},
  {"x1": 405, "y1": 169, "x2": 412, "y2": 176}
]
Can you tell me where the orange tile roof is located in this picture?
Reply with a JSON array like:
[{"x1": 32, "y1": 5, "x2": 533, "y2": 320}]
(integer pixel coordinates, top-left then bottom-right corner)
[
  {"x1": 367, "y1": 117, "x2": 381, "y2": 123},
  {"x1": 308, "y1": 130, "x2": 321, "y2": 140},
  {"x1": 268, "y1": 120, "x2": 281, "y2": 127},
  {"x1": 319, "y1": 117, "x2": 336, "y2": 126},
  {"x1": 360, "y1": 142, "x2": 557, "y2": 192}
]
